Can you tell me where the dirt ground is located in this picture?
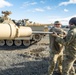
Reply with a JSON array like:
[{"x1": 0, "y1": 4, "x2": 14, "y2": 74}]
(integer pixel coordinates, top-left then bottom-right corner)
[{"x1": 0, "y1": 35, "x2": 75, "y2": 75}]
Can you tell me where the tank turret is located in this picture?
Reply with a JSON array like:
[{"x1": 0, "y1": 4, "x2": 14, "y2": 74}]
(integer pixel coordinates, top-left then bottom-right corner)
[{"x1": 0, "y1": 11, "x2": 32, "y2": 47}]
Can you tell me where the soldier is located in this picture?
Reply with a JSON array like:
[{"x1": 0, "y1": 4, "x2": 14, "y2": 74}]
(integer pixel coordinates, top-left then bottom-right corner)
[
  {"x1": 48, "y1": 21, "x2": 66, "y2": 75},
  {"x1": 52, "y1": 17, "x2": 76, "y2": 75}
]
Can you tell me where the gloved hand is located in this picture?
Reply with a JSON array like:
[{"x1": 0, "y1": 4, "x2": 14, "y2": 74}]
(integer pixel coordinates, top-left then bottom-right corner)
[{"x1": 51, "y1": 32, "x2": 58, "y2": 37}]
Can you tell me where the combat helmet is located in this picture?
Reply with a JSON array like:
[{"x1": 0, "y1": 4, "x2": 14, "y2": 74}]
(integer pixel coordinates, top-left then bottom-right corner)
[
  {"x1": 69, "y1": 17, "x2": 76, "y2": 25},
  {"x1": 54, "y1": 21, "x2": 61, "y2": 25}
]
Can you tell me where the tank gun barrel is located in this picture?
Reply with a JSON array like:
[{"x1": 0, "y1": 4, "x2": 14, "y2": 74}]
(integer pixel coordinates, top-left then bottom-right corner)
[
  {"x1": 41, "y1": 23, "x2": 53, "y2": 26},
  {"x1": 32, "y1": 31, "x2": 53, "y2": 34},
  {"x1": 27, "y1": 23, "x2": 53, "y2": 26},
  {"x1": 0, "y1": 11, "x2": 54, "y2": 47}
]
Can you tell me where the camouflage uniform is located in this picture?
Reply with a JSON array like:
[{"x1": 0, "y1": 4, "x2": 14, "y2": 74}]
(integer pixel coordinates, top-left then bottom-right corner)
[
  {"x1": 48, "y1": 26, "x2": 66, "y2": 75},
  {"x1": 55, "y1": 26, "x2": 76, "y2": 75}
]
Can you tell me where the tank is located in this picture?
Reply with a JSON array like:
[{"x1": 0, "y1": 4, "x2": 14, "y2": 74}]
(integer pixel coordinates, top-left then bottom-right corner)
[
  {"x1": 14, "y1": 18, "x2": 52, "y2": 46},
  {"x1": 0, "y1": 11, "x2": 32, "y2": 47},
  {"x1": 0, "y1": 11, "x2": 52, "y2": 47}
]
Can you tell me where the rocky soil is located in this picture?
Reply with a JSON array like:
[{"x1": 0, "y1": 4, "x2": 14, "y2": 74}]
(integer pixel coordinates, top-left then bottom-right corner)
[{"x1": 0, "y1": 35, "x2": 75, "y2": 75}]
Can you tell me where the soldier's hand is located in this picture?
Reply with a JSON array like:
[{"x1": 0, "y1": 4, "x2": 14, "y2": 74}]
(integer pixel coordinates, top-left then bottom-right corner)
[{"x1": 51, "y1": 32, "x2": 58, "y2": 37}]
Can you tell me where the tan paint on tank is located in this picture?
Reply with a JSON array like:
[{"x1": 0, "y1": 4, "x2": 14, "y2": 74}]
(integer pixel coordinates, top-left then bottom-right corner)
[
  {"x1": 0, "y1": 23, "x2": 16, "y2": 39},
  {"x1": 0, "y1": 24, "x2": 32, "y2": 39},
  {"x1": 18, "y1": 26, "x2": 32, "y2": 37}
]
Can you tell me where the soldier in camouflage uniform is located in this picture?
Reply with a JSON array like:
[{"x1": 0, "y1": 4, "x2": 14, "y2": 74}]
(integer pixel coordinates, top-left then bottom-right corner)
[
  {"x1": 48, "y1": 21, "x2": 66, "y2": 75},
  {"x1": 52, "y1": 17, "x2": 76, "y2": 75}
]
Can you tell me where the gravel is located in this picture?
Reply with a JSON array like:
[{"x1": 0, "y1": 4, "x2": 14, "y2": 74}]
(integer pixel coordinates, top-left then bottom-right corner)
[
  {"x1": 0, "y1": 35, "x2": 75, "y2": 75},
  {"x1": 0, "y1": 35, "x2": 50, "y2": 75}
]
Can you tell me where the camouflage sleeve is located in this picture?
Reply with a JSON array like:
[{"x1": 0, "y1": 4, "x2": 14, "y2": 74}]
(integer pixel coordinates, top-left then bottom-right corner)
[
  {"x1": 63, "y1": 30, "x2": 67, "y2": 35},
  {"x1": 58, "y1": 29, "x2": 67, "y2": 37},
  {"x1": 49, "y1": 27, "x2": 54, "y2": 48},
  {"x1": 49, "y1": 28, "x2": 52, "y2": 47},
  {"x1": 56, "y1": 30, "x2": 75, "y2": 46}
]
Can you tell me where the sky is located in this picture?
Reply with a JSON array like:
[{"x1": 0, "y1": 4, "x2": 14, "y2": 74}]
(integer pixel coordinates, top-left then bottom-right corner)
[{"x1": 0, "y1": 0, "x2": 76, "y2": 25}]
